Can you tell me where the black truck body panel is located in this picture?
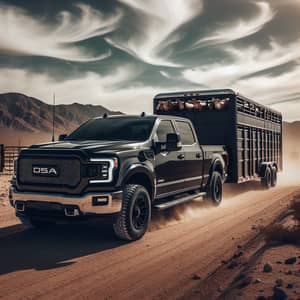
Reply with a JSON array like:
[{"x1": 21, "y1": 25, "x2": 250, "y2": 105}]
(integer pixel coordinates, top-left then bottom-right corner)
[
  {"x1": 154, "y1": 89, "x2": 282, "y2": 183},
  {"x1": 14, "y1": 115, "x2": 226, "y2": 205}
]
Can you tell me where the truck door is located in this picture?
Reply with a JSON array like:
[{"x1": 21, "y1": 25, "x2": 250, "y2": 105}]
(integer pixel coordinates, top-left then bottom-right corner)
[
  {"x1": 154, "y1": 120, "x2": 187, "y2": 197},
  {"x1": 174, "y1": 120, "x2": 203, "y2": 189}
]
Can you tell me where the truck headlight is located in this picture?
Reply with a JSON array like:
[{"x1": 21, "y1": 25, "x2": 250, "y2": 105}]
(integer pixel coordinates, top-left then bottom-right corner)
[{"x1": 88, "y1": 158, "x2": 118, "y2": 183}]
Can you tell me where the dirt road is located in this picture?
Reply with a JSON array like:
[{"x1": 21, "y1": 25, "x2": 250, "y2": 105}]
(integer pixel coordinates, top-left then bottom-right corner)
[{"x1": 0, "y1": 177, "x2": 299, "y2": 300}]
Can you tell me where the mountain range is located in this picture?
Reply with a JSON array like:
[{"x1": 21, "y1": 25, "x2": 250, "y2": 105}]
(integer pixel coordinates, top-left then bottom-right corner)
[
  {"x1": 0, "y1": 93, "x2": 299, "y2": 158},
  {"x1": 0, "y1": 93, "x2": 121, "y2": 145},
  {"x1": 0, "y1": 92, "x2": 121, "y2": 133}
]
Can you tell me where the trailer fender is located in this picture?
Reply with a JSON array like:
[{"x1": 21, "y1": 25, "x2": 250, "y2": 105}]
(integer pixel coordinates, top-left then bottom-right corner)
[
  {"x1": 272, "y1": 162, "x2": 278, "y2": 171},
  {"x1": 259, "y1": 162, "x2": 272, "y2": 178}
]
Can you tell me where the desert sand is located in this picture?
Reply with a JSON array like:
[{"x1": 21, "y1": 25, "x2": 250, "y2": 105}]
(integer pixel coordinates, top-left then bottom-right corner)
[
  {"x1": 0, "y1": 169, "x2": 299, "y2": 299},
  {"x1": 0, "y1": 175, "x2": 20, "y2": 229}
]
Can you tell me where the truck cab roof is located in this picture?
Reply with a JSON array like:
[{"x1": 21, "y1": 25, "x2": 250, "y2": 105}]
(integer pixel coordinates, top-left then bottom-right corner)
[{"x1": 92, "y1": 114, "x2": 192, "y2": 122}]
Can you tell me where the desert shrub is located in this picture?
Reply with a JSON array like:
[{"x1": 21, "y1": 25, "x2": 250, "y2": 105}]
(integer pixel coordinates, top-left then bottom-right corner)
[
  {"x1": 264, "y1": 224, "x2": 300, "y2": 244},
  {"x1": 291, "y1": 197, "x2": 300, "y2": 224}
]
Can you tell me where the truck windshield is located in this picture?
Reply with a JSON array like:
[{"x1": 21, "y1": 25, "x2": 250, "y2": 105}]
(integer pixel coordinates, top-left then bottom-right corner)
[{"x1": 66, "y1": 116, "x2": 156, "y2": 141}]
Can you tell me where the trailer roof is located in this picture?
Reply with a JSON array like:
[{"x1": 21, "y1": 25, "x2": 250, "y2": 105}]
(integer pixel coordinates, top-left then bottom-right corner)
[
  {"x1": 154, "y1": 89, "x2": 281, "y2": 117},
  {"x1": 235, "y1": 93, "x2": 281, "y2": 117},
  {"x1": 154, "y1": 89, "x2": 235, "y2": 99}
]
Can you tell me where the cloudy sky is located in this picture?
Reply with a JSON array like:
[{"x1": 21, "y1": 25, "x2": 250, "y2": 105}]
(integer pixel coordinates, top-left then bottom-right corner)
[{"x1": 1, "y1": 0, "x2": 300, "y2": 121}]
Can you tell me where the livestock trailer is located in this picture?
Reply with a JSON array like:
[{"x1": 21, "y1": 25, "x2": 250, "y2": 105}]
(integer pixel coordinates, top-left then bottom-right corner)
[{"x1": 154, "y1": 89, "x2": 282, "y2": 184}]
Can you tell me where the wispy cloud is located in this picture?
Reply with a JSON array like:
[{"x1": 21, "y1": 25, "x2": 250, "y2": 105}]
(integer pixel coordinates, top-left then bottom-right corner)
[
  {"x1": 2, "y1": 62, "x2": 300, "y2": 121},
  {"x1": 159, "y1": 70, "x2": 171, "y2": 78},
  {"x1": 1, "y1": 0, "x2": 300, "y2": 121},
  {"x1": 192, "y1": 2, "x2": 275, "y2": 49},
  {"x1": 234, "y1": 64, "x2": 300, "y2": 121},
  {"x1": 0, "y1": 3, "x2": 122, "y2": 62},
  {"x1": 182, "y1": 38, "x2": 300, "y2": 121},
  {"x1": 182, "y1": 39, "x2": 300, "y2": 87},
  {"x1": 105, "y1": 0, "x2": 203, "y2": 67},
  {"x1": 0, "y1": 66, "x2": 158, "y2": 114}
]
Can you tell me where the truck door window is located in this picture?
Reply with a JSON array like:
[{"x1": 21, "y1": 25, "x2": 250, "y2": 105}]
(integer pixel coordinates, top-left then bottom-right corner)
[
  {"x1": 175, "y1": 121, "x2": 196, "y2": 145},
  {"x1": 156, "y1": 120, "x2": 175, "y2": 142}
]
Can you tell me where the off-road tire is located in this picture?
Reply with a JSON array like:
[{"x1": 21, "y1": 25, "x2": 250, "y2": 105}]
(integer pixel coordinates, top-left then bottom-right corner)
[
  {"x1": 271, "y1": 166, "x2": 277, "y2": 187},
  {"x1": 113, "y1": 184, "x2": 151, "y2": 241},
  {"x1": 261, "y1": 166, "x2": 272, "y2": 189},
  {"x1": 206, "y1": 171, "x2": 223, "y2": 206}
]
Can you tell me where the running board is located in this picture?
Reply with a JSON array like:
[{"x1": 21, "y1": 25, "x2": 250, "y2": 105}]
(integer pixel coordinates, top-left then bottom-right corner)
[{"x1": 154, "y1": 192, "x2": 206, "y2": 211}]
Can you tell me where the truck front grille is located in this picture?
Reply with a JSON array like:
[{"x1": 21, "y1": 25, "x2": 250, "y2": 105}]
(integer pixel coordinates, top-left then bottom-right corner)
[{"x1": 18, "y1": 157, "x2": 81, "y2": 189}]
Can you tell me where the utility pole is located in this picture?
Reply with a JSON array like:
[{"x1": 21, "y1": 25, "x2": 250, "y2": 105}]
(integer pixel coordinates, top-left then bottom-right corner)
[{"x1": 52, "y1": 93, "x2": 55, "y2": 142}]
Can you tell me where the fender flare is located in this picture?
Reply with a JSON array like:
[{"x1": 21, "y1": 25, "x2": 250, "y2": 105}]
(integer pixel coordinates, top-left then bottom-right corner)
[
  {"x1": 208, "y1": 155, "x2": 225, "y2": 183},
  {"x1": 206, "y1": 155, "x2": 226, "y2": 185},
  {"x1": 121, "y1": 164, "x2": 156, "y2": 200}
]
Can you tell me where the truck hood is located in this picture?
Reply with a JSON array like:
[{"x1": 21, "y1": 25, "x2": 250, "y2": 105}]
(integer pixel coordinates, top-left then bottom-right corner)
[{"x1": 29, "y1": 140, "x2": 144, "y2": 154}]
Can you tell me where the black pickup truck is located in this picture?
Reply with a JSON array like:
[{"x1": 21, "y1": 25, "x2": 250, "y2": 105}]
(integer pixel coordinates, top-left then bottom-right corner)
[{"x1": 10, "y1": 114, "x2": 227, "y2": 240}]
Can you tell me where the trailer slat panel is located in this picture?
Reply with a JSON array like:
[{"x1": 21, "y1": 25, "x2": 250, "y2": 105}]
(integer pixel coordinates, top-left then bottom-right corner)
[{"x1": 154, "y1": 90, "x2": 282, "y2": 183}]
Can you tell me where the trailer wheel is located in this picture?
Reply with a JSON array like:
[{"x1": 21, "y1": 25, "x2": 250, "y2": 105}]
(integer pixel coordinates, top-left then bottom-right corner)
[
  {"x1": 261, "y1": 167, "x2": 272, "y2": 189},
  {"x1": 271, "y1": 166, "x2": 277, "y2": 187},
  {"x1": 206, "y1": 171, "x2": 223, "y2": 206},
  {"x1": 113, "y1": 184, "x2": 151, "y2": 241}
]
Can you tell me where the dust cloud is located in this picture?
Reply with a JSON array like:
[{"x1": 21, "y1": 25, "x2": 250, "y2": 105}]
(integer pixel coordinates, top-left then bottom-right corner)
[
  {"x1": 280, "y1": 159, "x2": 300, "y2": 186},
  {"x1": 150, "y1": 156, "x2": 300, "y2": 232},
  {"x1": 149, "y1": 183, "x2": 264, "y2": 232},
  {"x1": 282, "y1": 131, "x2": 300, "y2": 186},
  {"x1": 150, "y1": 197, "x2": 215, "y2": 231}
]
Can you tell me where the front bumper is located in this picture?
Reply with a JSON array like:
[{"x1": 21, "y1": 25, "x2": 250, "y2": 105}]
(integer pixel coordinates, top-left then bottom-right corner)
[{"x1": 9, "y1": 186, "x2": 123, "y2": 217}]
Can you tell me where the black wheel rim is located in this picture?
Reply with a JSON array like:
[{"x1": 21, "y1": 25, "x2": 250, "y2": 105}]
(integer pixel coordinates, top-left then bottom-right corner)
[
  {"x1": 132, "y1": 194, "x2": 149, "y2": 230},
  {"x1": 214, "y1": 179, "x2": 222, "y2": 202}
]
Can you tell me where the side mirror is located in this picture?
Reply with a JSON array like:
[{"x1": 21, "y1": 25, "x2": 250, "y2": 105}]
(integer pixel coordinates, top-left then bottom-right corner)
[
  {"x1": 166, "y1": 133, "x2": 182, "y2": 152},
  {"x1": 58, "y1": 134, "x2": 67, "y2": 141}
]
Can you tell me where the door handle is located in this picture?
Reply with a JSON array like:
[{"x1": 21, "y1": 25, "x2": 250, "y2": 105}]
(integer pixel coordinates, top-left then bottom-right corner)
[
  {"x1": 196, "y1": 152, "x2": 201, "y2": 158},
  {"x1": 177, "y1": 153, "x2": 185, "y2": 160}
]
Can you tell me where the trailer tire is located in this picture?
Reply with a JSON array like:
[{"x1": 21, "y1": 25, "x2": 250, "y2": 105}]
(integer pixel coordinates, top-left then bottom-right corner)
[
  {"x1": 271, "y1": 166, "x2": 277, "y2": 187},
  {"x1": 113, "y1": 184, "x2": 151, "y2": 241},
  {"x1": 261, "y1": 167, "x2": 272, "y2": 189},
  {"x1": 206, "y1": 171, "x2": 223, "y2": 206}
]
